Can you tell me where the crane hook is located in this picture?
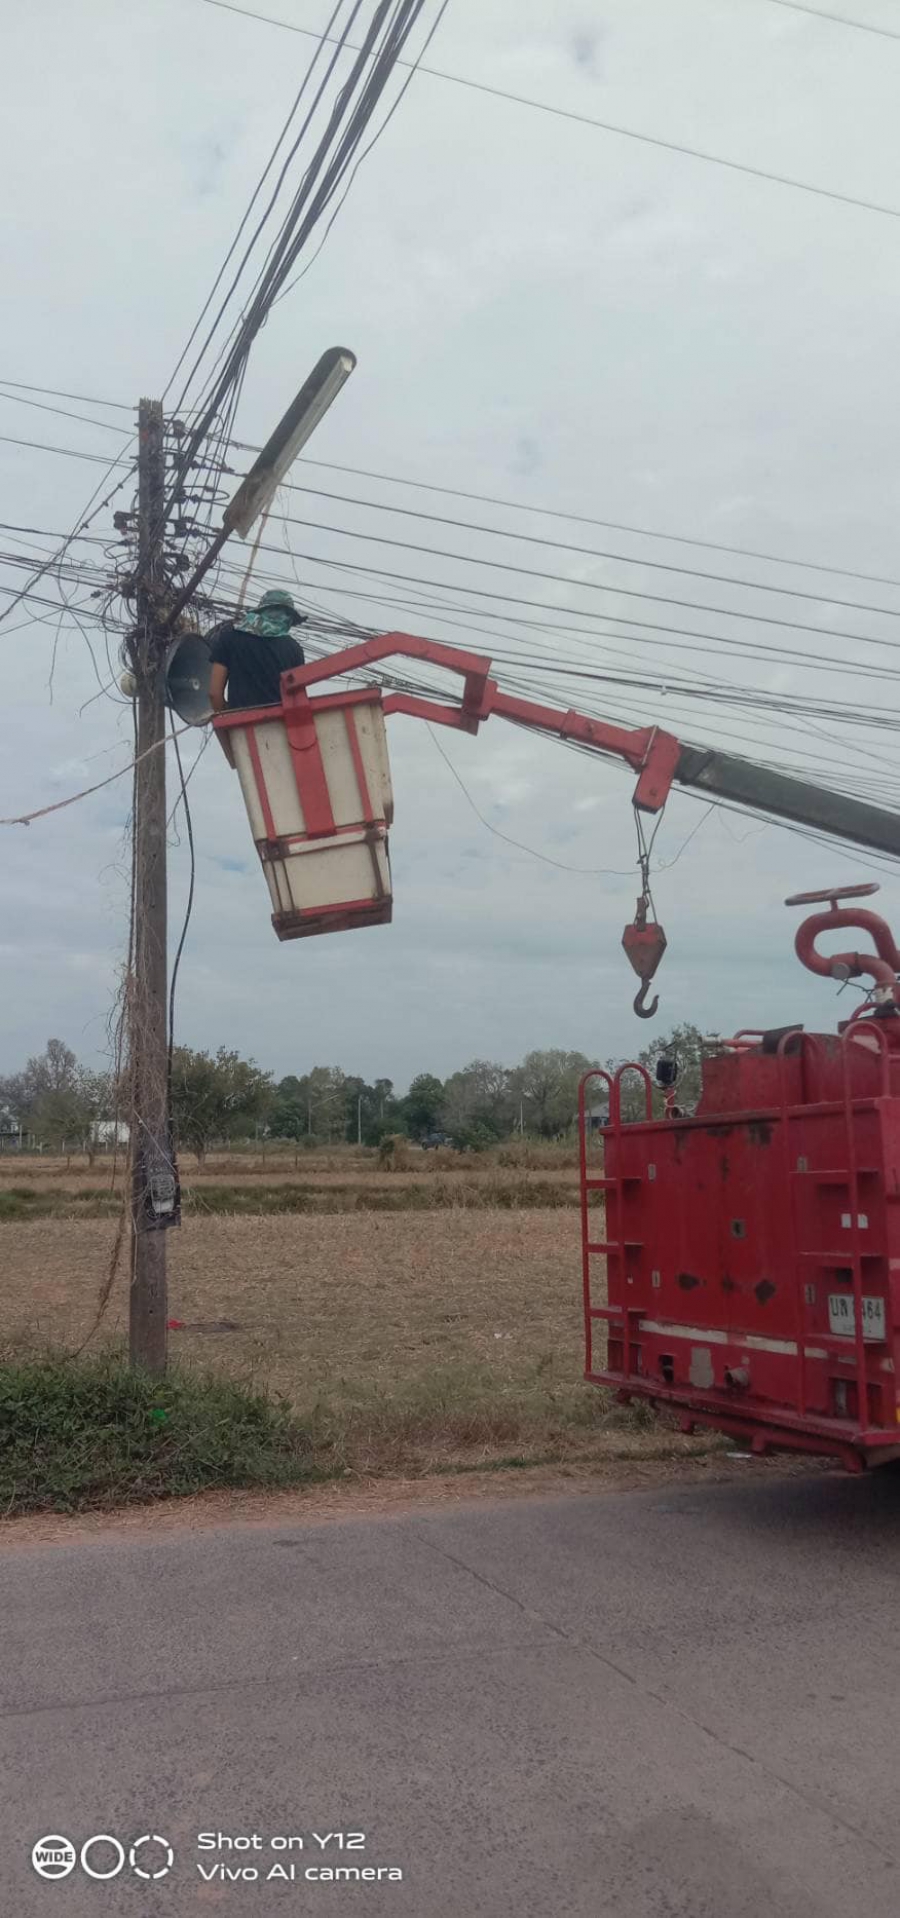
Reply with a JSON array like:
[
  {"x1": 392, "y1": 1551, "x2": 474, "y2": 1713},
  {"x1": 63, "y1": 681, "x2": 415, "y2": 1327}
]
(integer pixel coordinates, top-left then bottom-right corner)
[{"x1": 633, "y1": 980, "x2": 659, "y2": 1019}]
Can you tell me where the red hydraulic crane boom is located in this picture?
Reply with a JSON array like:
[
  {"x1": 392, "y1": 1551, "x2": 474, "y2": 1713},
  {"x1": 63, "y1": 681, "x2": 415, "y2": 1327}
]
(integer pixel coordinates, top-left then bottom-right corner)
[
  {"x1": 270, "y1": 631, "x2": 900, "y2": 1017},
  {"x1": 281, "y1": 631, "x2": 900, "y2": 855}
]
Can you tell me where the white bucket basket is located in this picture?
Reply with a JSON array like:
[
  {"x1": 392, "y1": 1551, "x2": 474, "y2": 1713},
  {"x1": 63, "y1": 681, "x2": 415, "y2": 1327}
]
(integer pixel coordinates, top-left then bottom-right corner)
[{"x1": 218, "y1": 686, "x2": 394, "y2": 940}]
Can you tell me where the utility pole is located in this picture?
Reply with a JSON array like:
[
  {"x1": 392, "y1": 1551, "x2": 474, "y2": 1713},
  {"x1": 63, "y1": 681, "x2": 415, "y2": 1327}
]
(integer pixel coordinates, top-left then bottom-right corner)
[
  {"x1": 130, "y1": 398, "x2": 175, "y2": 1373},
  {"x1": 121, "y1": 354, "x2": 356, "y2": 1374}
]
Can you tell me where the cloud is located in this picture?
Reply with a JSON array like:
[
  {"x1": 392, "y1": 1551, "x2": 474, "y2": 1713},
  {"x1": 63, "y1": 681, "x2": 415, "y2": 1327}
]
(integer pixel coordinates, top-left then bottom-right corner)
[{"x1": 570, "y1": 29, "x2": 602, "y2": 73}]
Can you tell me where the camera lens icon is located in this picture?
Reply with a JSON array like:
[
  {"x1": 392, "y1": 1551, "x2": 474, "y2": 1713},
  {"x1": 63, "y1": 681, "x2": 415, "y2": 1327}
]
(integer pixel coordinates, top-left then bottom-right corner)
[
  {"x1": 32, "y1": 1836, "x2": 76, "y2": 1880},
  {"x1": 130, "y1": 1834, "x2": 175, "y2": 1879}
]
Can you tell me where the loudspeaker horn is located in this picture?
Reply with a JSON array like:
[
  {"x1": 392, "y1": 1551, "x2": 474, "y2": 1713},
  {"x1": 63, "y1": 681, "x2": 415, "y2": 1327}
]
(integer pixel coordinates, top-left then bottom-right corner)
[{"x1": 165, "y1": 630, "x2": 214, "y2": 726}]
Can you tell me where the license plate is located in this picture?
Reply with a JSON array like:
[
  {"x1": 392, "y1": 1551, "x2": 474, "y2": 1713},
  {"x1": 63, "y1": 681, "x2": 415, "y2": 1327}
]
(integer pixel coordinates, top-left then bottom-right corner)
[{"x1": 827, "y1": 1293, "x2": 886, "y2": 1341}]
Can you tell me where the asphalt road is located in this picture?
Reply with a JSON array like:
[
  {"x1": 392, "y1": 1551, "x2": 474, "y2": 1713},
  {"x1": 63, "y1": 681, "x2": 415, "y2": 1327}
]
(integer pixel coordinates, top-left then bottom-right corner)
[{"x1": 3, "y1": 1468, "x2": 900, "y2": 1916}]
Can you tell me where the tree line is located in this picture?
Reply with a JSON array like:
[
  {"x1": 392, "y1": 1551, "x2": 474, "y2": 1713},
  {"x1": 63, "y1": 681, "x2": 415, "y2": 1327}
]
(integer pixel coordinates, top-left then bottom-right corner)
[{"x1": 0, "y1": 1028, "x2": 706, "y2": 1158}]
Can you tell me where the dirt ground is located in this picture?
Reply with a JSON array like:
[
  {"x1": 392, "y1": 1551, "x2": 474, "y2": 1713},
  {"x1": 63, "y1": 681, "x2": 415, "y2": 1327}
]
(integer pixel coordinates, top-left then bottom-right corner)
[
  {"x1": 0, "y1": 1149, "x2": 578, "y2": 1195},
  {"x1": 2, "y1": 1207, "x2": 595, "y2": 1409},
  {"x1": 1, "y1": 1451, "x2": 819, "y2": 1549}
]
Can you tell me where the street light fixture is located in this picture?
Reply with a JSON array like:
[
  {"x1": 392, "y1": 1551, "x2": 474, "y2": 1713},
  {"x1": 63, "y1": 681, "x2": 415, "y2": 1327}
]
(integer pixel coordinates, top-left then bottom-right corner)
[
  {"x1": 224, "y1": 346, "x2": 356, "y2": 538},
  {"x1": 164, "y1": 345, "x2": 357, "y2": 630}
]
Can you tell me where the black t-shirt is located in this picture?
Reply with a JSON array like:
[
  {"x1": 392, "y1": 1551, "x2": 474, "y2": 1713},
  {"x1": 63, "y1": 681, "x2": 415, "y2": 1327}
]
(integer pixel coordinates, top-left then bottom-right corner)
[{"x1": 209, "y1": 622, "x2": 306, "y2": 710}]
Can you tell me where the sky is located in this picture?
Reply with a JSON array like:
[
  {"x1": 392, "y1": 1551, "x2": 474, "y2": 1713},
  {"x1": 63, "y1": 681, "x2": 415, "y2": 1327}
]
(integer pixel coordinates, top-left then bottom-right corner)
[{"x1": 2, "y1": 0, "x2": 900, "y2": 1091}]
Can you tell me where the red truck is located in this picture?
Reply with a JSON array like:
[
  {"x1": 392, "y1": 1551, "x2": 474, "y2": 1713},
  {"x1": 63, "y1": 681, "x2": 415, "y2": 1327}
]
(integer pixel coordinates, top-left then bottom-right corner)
[{"x1": 580, "y1": 884, "x2": 900, "y2": 1472}]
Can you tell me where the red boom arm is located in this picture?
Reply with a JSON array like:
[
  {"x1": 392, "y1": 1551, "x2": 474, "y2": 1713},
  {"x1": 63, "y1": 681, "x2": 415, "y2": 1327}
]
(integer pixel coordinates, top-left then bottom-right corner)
[{"x1": 282, "y1": 631, "x2": 682, "y2": 815}]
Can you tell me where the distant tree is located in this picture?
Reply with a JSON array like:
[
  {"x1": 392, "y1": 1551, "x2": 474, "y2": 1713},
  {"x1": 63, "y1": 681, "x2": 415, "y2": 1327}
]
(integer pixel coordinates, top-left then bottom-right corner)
[
  {"x1": 607, "y1": 1022, "x2": 706, "y2": 1121},
  {"x1": 339, "y1": 1076, "x2": 400, "y2": 1145},
  {"x1": 269, "y1": 1074, "x2": 308, "y2": 1140},
  {"x1": 0, "y1": 1039, "x2": 110, "y2": 1152},
  {"x1": 170, "y1": 1047, "x2": 274, "y2": 1162},
  {"x1": 516, "y1": 1048, "x2": 596, "y2": 1136},
  {"x1": 267, "y1": 1067, "x2": 351, "y2": 1142},
  {"x1": 401, "y1": 1072, "x2": 445, "y2": 1140},
  {"x1": 305, "y1": 1065, "x2": 347, "y2": 1142},
  {"x1": 440, "y1": 1059, "x2": 513, "y2": 1141}
]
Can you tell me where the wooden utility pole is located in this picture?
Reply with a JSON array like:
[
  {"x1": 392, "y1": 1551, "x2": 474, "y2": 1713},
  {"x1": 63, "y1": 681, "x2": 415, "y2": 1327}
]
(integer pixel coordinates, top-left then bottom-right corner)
[
  {"x1": 120, "y1": 357, "x2": 357, "y2": 1371},
  {"x1": 130, "y1": 398, "x2": 174, "y2": 1373}
]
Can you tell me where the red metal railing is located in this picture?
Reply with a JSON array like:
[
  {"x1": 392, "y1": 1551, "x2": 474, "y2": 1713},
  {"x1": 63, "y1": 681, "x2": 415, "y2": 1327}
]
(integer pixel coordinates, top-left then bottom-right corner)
[{"x1": 578, "y1": 1065, "x2": 653, "y2": 1386}]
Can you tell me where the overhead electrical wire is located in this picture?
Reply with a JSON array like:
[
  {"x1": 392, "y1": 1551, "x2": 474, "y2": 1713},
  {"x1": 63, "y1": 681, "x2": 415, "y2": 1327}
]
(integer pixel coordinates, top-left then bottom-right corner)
[
  {"x1": 0, "y1": 433, "x2": 133, "y2": 470},
  {"x1": 210, "y1": 553, "x2": 900, "y2": 807},
  {"x1": 272, "y1": 0, "x2": 452, "y2": 309},
  {"x1": 193, "y1": 0, "x2": 900, "y2": 223},
  {"x1": 270, "y1": 479, "x2": 900, "y2": 623},
  {"x1": 232, "y1": 443, "x2": 900, "y2": 594},
  {"x1": 763, "y1": 0, "x2": 900, "y2": 39},
  {"x1": 264, "y1": 507, "x2": 900, "y2": 656},
  {"x1": 164, "y1": 0, "x2": 355, "y2": 408},
  {"x1": 424, "y1": 720, "x2": 640, "y2": 876},
  {"x1": 218, "y1": 526, "x2": 857, "y2": 675},
  {"x1": 9, "y1": 384, "x2": 900, "y2": 599},
  {"x1": 213, "y1": 532, "x2": 900, "y2": 684},
  {"x1": 209, "y1": 533, "x2": 898, "y2": 725},
  {"x1": 167, "y1": 720, "x2": 197, "y2": 1071},
  {"x1": 0, "y1": 389, "x2": 132, "y2": 437},
  {"x1": 169, "y1": 0, "x2": 449, "y2": 506},
  {"x1": 0, "y1": 378, "x2": 133, "y2": 412},
  {"x1": 241, "y1": 521, "x2": 900, "y2": 800},
  {"x1": 212, "y1": 542, "x2": 900, "y2": 742}
]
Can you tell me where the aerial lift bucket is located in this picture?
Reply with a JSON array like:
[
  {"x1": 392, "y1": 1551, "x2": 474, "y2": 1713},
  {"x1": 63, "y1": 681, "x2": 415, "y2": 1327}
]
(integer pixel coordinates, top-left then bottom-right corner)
[{"x1": 214, "y1": 683, "x2": 394, "y2": 940}]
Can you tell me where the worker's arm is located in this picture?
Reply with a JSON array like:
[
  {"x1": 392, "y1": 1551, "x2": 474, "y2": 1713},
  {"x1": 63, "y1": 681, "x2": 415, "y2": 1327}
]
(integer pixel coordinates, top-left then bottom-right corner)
[
  {"x1": 210, "y1": 662, "x2": 228, "y2": 714},
  {"x1": 209, "y1": 660, "x2": 235, "y2": 767}
]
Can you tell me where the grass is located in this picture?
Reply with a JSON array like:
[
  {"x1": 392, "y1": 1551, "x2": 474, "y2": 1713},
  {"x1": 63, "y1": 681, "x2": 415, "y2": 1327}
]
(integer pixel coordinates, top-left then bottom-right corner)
[
  {"x1": 0, "y1": 1139, "x2": 579, "y2": 1180},
  {"x1": 0, "y1": 1179, "x2": 580, "y2": 1222},
  {"x1": 0, "y1": 1355, "x2": 323, "y2": 1515},
  {"x1": 0, "y1": 1195, "x2": 722, "y2": 1508},
  {"x1": 0, "y1": 1350, "x2": 705, "y2": 1516}
]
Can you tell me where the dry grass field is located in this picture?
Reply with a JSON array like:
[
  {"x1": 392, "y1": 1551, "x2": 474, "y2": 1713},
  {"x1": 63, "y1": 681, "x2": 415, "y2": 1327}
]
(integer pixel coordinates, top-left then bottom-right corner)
[{"x1": 0, "y1": 1145, "x2": 713, "y2": 1478}]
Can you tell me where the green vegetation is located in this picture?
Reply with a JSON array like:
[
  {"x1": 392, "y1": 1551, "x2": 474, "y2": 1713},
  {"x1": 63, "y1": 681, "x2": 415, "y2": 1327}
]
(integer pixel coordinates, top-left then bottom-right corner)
[
  {"x1": 1, "y1": 1027, "x2": 706, "y2": 1155},
  {"x1": 0, "y1": 1354, "x2": 715, "y2": 1516},
  {"x1": 0, "y1": 1356, "x2": 321, "y2": 1515},
  {"x1": 0, "y1": 1176, "x2": 580, "y2": 1222}
]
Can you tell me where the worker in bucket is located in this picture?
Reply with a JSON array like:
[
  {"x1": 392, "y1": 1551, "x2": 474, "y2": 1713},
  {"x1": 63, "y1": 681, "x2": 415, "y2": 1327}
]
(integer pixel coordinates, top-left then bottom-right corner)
[{"x1": 208, "y1": 587, "x2": 307, "y2": 716}]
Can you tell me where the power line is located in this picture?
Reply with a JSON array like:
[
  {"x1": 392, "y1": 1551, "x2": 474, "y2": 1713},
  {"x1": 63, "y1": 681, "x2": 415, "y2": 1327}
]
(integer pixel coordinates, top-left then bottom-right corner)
[
  {"x1": 165, "y1": 0, "x2": 354, "y2": 408},
  {"x1": 0, "y1": 432, "x2": 133, "y2": 469},
  {"x1": 0, "y1": 724, "x2": 191, "y2": 829},
  {"x1": 0, "y1": 388, "x2": 132, "y2": 437},
  {"x1": 168, "y1": 719, "x2": 198, "y2": 1069},
  {"x1": 195, "y1": 0, "x2": 900, "y2": 223},
  {"x1": 273, "y1": 0, "x2": 452, "y2": 309},
  {"x1": 0, "y1": 444, "x2": 137, "y2": 634},
  {"x1": 216, "y1": 542, "x2": 900, "y2": 744},
  {"x1": 259, "y1": 449, "x2": 900, "y2": 594},
  {"x1": 425, "y1": 720, "x2": 639, "y2": 875},
  {"x1": 258, "y1": 507, "x2": 900, "y2": 658},
  {"x1": 6, "y1": 387, "x2": 898, "y2": 599},
  {"x1": 215, "y1": 534, "x2": 900, "y2": 683},
  {"x1": 0, "y1": 377, "x2": 133, "y2": 412},
  {"x1": 764, "y1": 0, "x2": 900, "y2": 39},
  {"x1": 252, "y1": 563, "x2": 900, "y2": 797},
  {"x1": 274, "y1": 477, "x2": 900, "y2": 621},
  {"x1": 170, "y1": 0, "x2": 446, "y2": 504}
]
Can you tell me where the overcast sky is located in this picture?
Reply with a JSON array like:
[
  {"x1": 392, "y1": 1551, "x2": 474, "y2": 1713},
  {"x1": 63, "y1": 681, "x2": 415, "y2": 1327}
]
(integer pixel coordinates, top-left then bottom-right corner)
[{"x1": 3, "y1": 0, "x2": 900, "y2": 1090}]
